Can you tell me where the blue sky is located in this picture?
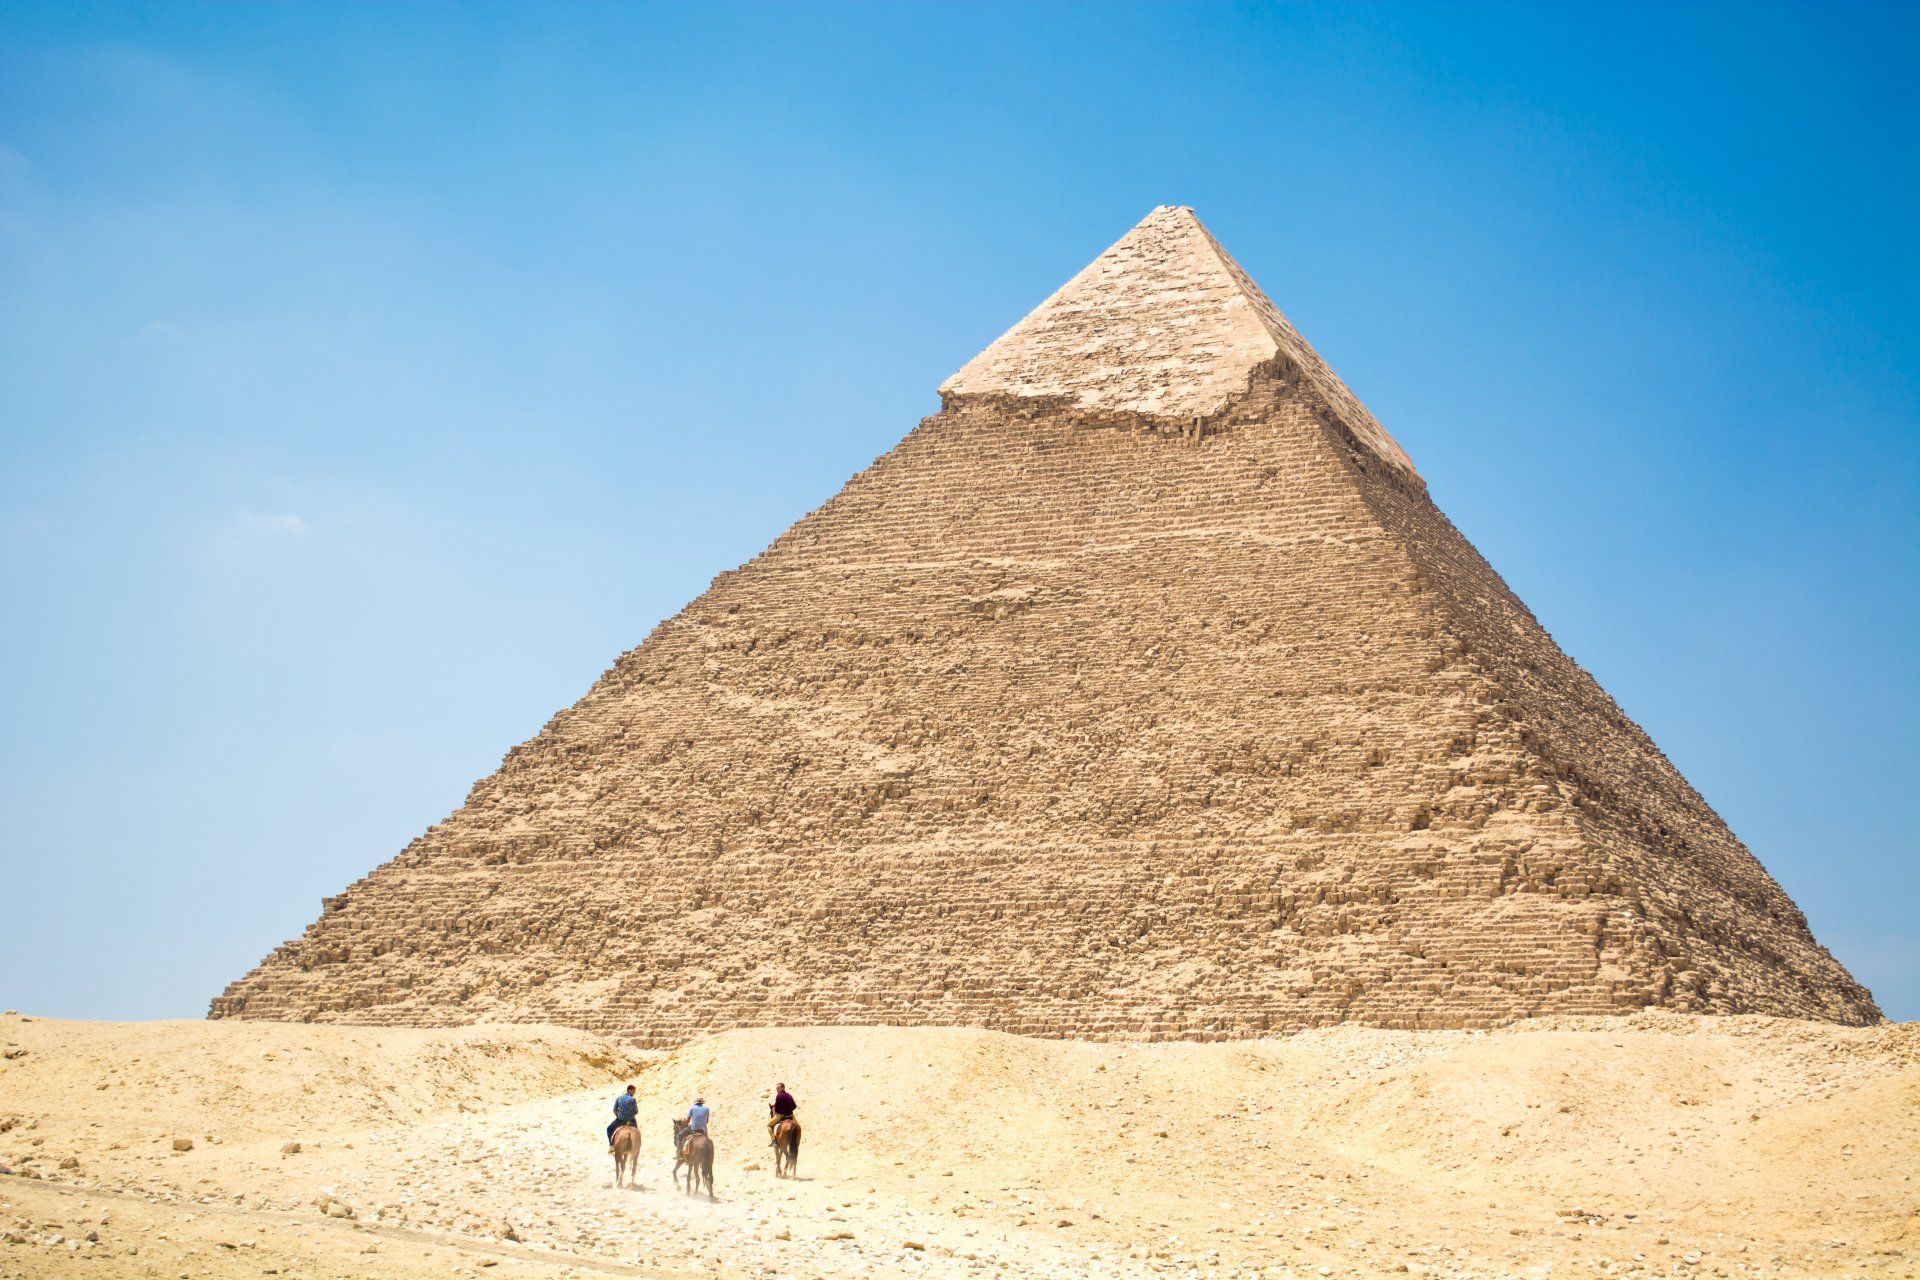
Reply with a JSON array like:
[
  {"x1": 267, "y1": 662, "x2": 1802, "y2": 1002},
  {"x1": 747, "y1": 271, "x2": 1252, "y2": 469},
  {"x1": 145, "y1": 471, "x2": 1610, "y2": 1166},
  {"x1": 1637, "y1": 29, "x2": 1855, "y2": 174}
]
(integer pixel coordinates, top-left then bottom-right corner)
[{"x1": 2, "y1": 1, "x2": 1914, "y2": 1022}]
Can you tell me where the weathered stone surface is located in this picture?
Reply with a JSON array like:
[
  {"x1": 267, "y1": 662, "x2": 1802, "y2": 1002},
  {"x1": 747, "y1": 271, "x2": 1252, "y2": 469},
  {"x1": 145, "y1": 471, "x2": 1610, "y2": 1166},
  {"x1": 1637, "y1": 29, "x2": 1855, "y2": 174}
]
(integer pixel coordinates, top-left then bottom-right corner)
[
  {"x1": 941, "y1": 206, "x2": 1414, "y2": 476},
  {"x1": 211, "y1": 207, "x2": 1879, "y2": 1044}
]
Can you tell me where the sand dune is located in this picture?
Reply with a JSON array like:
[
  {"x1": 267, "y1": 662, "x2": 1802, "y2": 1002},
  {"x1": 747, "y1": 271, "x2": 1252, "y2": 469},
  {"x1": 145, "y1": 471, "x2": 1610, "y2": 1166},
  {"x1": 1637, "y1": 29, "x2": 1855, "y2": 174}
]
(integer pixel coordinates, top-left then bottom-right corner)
[{"x1": 1, "y1": 1010, "x2": 1913, "y2": 1278}]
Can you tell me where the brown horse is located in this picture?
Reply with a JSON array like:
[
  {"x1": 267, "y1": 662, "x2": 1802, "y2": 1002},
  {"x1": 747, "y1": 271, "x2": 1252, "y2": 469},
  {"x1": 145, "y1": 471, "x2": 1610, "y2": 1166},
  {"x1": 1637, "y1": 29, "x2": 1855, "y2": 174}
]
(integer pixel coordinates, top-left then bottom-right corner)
[
  {"x1": 673, "y1": 1120, "x2": 715, "y2": 1200},
  {"x1": 611, "y1": 1122, "x2": 641, "y2": 1189},
  {"x1": 771, "y1": 1116, "x2": 801, "y2": 1178}
]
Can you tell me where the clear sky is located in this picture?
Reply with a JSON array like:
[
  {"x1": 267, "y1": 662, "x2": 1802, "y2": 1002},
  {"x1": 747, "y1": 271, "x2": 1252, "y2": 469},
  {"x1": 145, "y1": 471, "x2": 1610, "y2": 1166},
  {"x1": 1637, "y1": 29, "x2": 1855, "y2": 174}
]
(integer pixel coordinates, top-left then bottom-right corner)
[{"x1": 2, "y1": 2, "x2": 1915, "y2": 1022}]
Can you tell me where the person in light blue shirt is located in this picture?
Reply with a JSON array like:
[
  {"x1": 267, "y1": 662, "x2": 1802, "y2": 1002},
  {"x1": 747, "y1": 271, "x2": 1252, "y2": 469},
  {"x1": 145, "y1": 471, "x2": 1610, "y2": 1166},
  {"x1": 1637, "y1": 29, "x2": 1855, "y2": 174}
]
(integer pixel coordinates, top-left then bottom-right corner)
[
  {"x1": 606, "y1": 1084, "x2": 638, "y2": 1150},
  {"x1": 678, "y1": 1096, "x2": 710, "y2": 1157}
]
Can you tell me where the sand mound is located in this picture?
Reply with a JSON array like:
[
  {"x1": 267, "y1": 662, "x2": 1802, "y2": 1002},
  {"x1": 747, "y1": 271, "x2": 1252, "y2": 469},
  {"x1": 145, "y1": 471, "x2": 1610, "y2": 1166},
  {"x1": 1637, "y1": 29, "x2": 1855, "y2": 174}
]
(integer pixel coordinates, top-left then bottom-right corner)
[
  {"x1": 0, "y1": 1015, "x2": 648, "y2": 1140},
  {"x1": 1, "y1": 1011, "x2": 1913, "y2": 1279}
]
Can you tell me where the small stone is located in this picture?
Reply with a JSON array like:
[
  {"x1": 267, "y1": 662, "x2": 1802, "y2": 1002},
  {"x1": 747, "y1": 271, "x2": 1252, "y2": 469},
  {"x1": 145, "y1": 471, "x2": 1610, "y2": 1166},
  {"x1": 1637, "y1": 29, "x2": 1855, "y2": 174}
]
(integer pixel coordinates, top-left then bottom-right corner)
[
  {"x1": 171, "y1": 1138, "x2": 193, "y2": 1152},
  {"x1": 58, "y1": 1157, "x2": 78, "y2": 1169},
  {"x1": 904, "y1": 1240, "x2": 925, "y2": 1250},
  {"x1": 279, "y1": 1142, "x2": 301, "y2": 1157}
]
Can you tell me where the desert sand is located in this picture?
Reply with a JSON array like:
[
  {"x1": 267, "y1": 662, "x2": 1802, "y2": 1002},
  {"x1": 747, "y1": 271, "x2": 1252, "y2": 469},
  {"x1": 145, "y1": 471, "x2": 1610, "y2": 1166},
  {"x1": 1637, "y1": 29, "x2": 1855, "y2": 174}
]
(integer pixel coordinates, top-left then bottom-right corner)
[{"x1": 0, "y1": 1010, "x2": 1912, "y2": 1279}]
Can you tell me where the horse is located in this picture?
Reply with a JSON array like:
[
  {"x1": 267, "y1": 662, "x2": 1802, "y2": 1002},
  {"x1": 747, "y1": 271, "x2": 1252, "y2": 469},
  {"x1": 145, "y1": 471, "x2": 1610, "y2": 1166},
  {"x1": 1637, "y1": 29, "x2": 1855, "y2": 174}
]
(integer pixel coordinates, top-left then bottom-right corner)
[
  {"x1": 771, "y1": 1115, "x2": 801, "y2": 1178},
  {"x1": 672, "y1": 1119, "x2": 715, "y2": 1200},
  {"x1": 610, "y1": 1121, "x2": 641, "y2": 1189}
]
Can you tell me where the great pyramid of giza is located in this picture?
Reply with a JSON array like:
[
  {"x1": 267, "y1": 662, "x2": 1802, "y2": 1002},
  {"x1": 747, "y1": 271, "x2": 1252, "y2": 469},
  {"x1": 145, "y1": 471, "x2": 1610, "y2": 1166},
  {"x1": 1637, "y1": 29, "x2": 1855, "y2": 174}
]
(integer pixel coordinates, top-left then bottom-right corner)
[{"x1": 213, "y1": 207, "x2": 1879, "y2": 1043}]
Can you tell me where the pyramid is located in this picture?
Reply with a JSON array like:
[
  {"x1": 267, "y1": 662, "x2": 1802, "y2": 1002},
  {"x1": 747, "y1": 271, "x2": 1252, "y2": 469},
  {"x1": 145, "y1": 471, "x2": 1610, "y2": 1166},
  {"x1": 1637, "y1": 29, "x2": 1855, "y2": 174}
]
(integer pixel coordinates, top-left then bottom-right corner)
[{"x1": 213, "y1": 207, "x2": 1879, "y2": 1042}]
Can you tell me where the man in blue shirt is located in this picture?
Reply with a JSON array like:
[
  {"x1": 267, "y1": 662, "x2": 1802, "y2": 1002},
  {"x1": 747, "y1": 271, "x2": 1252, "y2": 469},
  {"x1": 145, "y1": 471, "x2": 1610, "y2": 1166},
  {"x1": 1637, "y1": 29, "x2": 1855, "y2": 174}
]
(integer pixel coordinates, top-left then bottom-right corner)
[
  {"x1": 678, "y1": 1096, "x2": 710, "y2": 1157},
  {"x1": 606, "y1": 1084, "x2": 638, "y2": 1151}
]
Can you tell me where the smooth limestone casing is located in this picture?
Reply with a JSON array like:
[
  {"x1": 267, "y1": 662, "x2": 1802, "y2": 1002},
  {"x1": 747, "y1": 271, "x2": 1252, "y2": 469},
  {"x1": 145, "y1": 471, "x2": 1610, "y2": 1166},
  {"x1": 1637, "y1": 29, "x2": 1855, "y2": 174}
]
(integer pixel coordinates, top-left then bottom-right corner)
[{"x1": 211, "y1": 208, "x2": 1879, "y2": 1044}]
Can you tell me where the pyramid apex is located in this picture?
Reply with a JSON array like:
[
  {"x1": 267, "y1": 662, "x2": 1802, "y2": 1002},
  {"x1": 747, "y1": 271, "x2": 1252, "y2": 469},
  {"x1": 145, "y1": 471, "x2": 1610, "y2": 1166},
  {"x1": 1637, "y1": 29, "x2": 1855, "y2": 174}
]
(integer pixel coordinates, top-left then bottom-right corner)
[{"x1": 942, "y1": 206, "x2": 1416, "y2": 478}]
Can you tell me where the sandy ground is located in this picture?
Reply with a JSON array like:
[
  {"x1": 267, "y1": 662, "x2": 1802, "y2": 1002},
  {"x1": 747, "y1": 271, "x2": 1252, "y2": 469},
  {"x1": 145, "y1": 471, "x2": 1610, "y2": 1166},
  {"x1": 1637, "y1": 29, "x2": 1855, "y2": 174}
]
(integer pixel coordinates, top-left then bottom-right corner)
[{"x1": 0, "y1": 1011, "x2": 1912, "y2": 1280}]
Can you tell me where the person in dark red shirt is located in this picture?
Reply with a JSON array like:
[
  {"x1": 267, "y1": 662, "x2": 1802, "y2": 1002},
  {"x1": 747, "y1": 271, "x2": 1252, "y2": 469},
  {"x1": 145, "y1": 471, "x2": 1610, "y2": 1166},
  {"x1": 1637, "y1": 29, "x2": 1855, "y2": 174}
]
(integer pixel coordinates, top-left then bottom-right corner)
[{"x1": 768, "y1": 1082, "x2": 797, "y2": 1139}]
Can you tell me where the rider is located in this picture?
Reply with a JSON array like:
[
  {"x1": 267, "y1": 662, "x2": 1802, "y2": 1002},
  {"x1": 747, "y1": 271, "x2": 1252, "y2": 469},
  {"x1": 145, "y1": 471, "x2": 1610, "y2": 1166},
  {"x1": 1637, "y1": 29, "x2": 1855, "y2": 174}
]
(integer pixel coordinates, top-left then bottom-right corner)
[
  {"x1": 679, "y1": 1095, "x2": 710, "y2": 1157},
  {"x1": 767, "y1": 1081, "x2": 797, "y2": 1141},
  {"x1": 606, "y1": 1084, "x2": 638, "y2": 1151}
]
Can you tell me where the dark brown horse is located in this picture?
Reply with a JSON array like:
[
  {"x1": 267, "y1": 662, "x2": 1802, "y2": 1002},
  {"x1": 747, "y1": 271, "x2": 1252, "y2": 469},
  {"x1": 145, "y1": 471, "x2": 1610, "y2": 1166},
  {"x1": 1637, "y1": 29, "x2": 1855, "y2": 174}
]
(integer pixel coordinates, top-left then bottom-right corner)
[
  {"x1": 610, "y1": 1122, "x2": 641, "y2": 1189},
  {"x1": 771, "y1": 1116, "x2": 801, "y2": 1178},
  {"x1": 673, "y1": 1120, "x2": 715, "y2": 1200}
]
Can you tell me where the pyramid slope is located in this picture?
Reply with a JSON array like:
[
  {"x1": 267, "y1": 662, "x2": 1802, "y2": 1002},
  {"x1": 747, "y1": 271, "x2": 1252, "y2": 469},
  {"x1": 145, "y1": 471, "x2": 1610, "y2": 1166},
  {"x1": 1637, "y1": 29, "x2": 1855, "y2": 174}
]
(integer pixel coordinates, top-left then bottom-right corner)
[{"x1": 212, "y1": 210, "x2": 1878, "y2": 1042}]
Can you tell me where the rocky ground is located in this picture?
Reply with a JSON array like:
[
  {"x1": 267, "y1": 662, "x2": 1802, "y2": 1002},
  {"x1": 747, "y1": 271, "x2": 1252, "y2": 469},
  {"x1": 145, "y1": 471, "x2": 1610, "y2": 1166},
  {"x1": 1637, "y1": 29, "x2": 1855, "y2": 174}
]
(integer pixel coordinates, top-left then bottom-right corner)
[{"x1": 0, "y1": 1010, "x2": 1912, "y2": 1279}]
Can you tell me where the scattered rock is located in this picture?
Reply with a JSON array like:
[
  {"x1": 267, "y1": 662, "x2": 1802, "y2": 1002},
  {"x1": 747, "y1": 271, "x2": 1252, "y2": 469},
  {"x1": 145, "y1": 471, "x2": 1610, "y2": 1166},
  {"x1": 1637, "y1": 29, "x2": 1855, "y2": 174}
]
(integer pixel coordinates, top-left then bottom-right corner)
[
  {"x1": 312, "y1": 1193, "x2": 355, "y2": 1220},
  {"x1": 279, "y1": 1142, "x2": 301, "y2": 1157},
  {"x1": 171, "y1": 1138, "x2": 193, "y2": 1152}
]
